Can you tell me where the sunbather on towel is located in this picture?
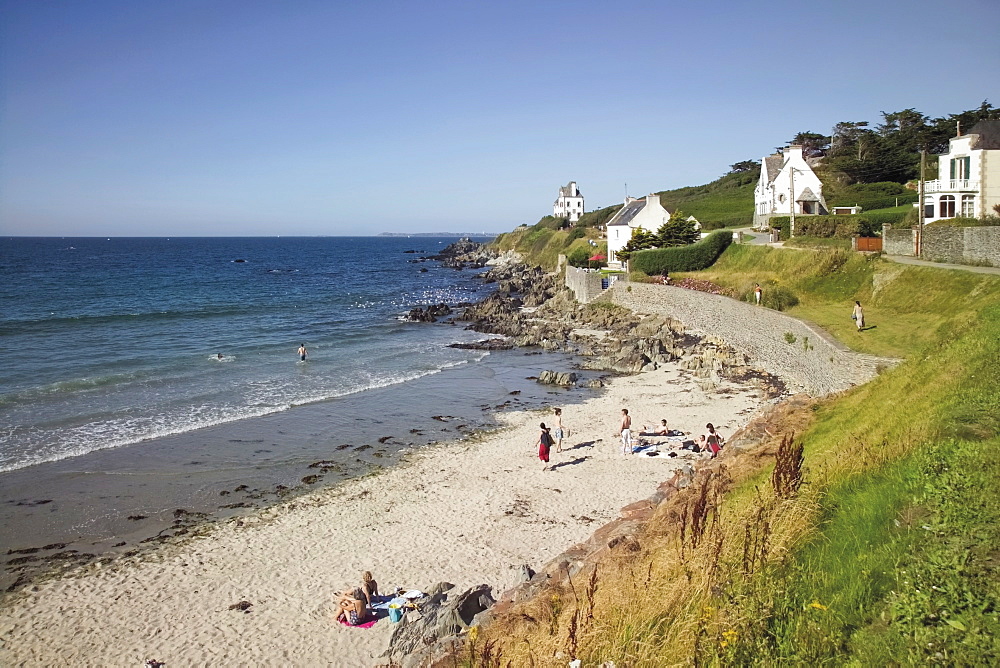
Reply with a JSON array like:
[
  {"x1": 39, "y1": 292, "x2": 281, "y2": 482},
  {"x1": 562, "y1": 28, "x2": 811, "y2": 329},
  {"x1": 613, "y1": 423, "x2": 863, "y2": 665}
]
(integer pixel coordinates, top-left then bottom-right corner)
[
  {"x1": 336, "y1": 589, "x2": 368, "y2": 626},
  {"x1": 360, "y1": 571, "x2": 379, "y2": 607},
  {"x1": 640, "y1": 419, "x2": 669, "y2": 436}
]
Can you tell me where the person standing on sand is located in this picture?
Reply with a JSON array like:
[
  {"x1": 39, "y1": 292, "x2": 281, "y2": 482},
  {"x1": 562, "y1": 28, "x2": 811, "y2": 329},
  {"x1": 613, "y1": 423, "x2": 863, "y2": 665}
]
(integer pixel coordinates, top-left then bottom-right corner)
[
  {"x1": 852, "y1": 301, "x2": 865, "y2": 331},
  {"x1": 537, "y1": 423, "x2": 553, "y2": 471},
  {"x1": 754, "y1": 283, "x2": 762, "y2": 305},
  {"x1": 298, "y1": 343, "x2": 307, "y2": 361},
  {"x1": 553, "y1": 408, "x2": 566, "y2": 453},
  {"x1": 620, "y1": 408, "x2": 632, "y2": 456}
]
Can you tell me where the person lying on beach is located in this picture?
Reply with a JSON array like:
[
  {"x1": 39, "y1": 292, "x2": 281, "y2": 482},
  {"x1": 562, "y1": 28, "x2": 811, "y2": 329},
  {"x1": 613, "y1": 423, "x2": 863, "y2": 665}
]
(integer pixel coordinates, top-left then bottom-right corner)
[
  {"x1": 335, "y1": 589, "x2": 368, "y2": 626},
  {"x1": 640, "y1": 419, "x2": 669, "y2": 436}
]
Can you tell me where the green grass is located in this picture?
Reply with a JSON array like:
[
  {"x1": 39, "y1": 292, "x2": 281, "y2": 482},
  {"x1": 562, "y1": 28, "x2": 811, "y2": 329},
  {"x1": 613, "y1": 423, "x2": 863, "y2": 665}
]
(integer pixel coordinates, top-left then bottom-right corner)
[
  {"x1": 783, "y1": 236, "x2": 852, "y2": 250},
  {"x1": 677, "y1": 244, "x2": 1000, "y2": 358},
  {"x1": 656, "y1": 169, "x2": 757, "y2": 228}
]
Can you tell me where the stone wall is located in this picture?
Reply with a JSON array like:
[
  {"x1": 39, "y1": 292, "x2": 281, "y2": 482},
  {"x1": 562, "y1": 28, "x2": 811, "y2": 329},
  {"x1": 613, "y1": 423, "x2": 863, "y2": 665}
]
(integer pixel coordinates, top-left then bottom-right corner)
[
  {"x1": 882, "y1": 225, "x2": 917, "y2": 256},
  {"x1": 563, "y1": 264, "x2": 607, "y2": 304},
  {"x1": 922, "y1": 226, "x2": 1000, "y2": 267},
  {"x1": 601, "y1": 283, "x2": 894, "y2": 396}
]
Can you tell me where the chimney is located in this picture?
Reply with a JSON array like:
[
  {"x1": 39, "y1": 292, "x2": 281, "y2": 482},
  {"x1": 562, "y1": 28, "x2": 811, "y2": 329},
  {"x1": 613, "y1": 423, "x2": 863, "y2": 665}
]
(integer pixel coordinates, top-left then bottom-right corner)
[
  {"x1": 569, "y1": 181, "x2": 577, "y2": 196},
  {"x1": 646, "y1": 193, "x2": 659, "y2": 207},
  {"x1": 787, "y1": 145, "x2": 804, "y2": 162}
]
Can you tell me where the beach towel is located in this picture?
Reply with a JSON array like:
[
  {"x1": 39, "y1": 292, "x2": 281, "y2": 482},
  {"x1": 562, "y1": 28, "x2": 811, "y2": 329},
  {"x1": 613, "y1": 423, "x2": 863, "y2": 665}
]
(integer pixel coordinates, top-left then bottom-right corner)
[{"x1": 338, "y1": 616, "x2": 379, "y2": 629}]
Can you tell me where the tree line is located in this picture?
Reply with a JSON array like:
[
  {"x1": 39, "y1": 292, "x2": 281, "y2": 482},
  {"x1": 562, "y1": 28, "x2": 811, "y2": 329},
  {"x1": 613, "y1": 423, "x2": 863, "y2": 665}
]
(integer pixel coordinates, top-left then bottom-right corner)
[{"x1": 730, "y1": 101, "x2": 1000, "y2": 185}]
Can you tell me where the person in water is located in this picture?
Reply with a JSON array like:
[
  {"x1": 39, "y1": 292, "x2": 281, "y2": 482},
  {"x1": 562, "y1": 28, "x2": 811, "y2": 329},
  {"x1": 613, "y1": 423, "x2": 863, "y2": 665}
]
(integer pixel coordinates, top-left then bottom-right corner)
[{"x1": 298, "y1": 344, "x2": 307, "y2": 361}]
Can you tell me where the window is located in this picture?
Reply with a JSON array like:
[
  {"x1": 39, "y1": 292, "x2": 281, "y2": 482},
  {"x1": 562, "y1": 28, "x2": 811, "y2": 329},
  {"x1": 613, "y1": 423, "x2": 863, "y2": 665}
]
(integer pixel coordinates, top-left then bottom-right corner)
[
  {"x1": 940, "y1": 195, "x2": 956, "y2": 218},
  {"x1": 962, "y1": 195, "x2": 975, "y2": 217},
  {"x1": 950, "y1": 156, "x2": 972, "y2": 182}
]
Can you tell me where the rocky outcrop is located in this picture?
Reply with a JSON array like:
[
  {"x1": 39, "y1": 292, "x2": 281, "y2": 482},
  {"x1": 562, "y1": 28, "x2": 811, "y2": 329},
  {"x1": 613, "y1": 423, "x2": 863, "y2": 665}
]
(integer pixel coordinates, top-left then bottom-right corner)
[
  {"x1": 384, "y1": 583, "x2": 496, "y2": 667},
  {"x1": 404, "y1": 303, "x2": 453, "y2": 322},
  {"x1": 537, "y1": 370, "x2": 577, "y2": 386},
  {"x1": 431, "y1": 238, "x2": 498, "y2": 269}
]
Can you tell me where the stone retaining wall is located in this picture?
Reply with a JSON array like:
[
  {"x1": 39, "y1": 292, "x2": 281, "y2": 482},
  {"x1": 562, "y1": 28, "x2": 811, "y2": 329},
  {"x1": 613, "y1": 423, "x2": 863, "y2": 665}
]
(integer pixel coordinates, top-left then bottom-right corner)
[
  {"x1": 883, "y1": 225, "x2": 917, "y2": 255},
  {"x1": 922, "y1": 225, "x2": 1000, "y2": 267},
  {"x1": 564, "y1": 265, "x2": 607, "y2": 304},
  {"x1": 601, "y1": 283, "x2": 894, "y2": 396}
]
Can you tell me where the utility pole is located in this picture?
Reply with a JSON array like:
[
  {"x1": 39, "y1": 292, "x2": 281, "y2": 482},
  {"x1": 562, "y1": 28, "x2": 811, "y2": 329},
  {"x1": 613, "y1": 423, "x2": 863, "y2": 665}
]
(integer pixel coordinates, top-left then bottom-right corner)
[
  {"x1": 917, "y1": 149, "x2": 926, "y2": 256},
  {"x1": 789, "y1": 165, "x2": 796, "y2": 238}
]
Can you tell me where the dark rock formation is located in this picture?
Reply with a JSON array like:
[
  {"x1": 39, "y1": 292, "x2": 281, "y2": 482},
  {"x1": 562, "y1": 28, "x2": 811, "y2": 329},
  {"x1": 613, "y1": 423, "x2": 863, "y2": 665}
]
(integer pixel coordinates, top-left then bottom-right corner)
[
  {"x1": 403, "y1": 303, "x2": 452, "y2": 322},
  {"x1": 448, "y1": 338, "x2": 514, "y2": 350},
  {"x1": 430, "y1": 238, "x2": 498, "y2": 269},
  {"x1": 537, "y1": 370, "x2": 577, "y2": 386},
  {"x1": 384, "y1": 583, "x2": 496, "y2": 667}
]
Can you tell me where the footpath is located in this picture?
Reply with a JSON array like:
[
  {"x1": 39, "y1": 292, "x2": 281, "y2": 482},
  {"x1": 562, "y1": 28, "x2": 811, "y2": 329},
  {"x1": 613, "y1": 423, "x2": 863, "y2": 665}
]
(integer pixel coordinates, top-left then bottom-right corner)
[
  {"x1": 603, "y1": 282, "x2": 896, "y2": 397},
  {"x1": 884, "y1": 255, "x2": 1000, "y2": 275}
]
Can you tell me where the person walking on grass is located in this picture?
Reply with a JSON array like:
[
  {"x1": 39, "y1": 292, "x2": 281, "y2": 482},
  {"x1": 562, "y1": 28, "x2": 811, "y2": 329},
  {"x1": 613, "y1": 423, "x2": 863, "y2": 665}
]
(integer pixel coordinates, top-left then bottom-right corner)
[
  {"x1": 553, "y1": 407, "x2": 566, "y2": 453},
  {"x1": 620, "y1": 408, "x2": 632, "y2": 457},
  {"x1": 852, "y1": 301, "x2": 865, "y2": 331},
  {"x1": 537, "y1": 423, "x2": 554, "y2": 471},
  {"x1": 754, "y1": 283, "x2": 762, "y2": 305}
]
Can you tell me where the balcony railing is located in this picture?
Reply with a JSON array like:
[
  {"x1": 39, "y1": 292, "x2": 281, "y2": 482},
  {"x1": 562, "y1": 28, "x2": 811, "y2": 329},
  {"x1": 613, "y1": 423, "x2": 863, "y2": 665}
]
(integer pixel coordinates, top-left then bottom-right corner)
[{"x1": 923, "y1": 179, "x2": 979, "y2": 193}]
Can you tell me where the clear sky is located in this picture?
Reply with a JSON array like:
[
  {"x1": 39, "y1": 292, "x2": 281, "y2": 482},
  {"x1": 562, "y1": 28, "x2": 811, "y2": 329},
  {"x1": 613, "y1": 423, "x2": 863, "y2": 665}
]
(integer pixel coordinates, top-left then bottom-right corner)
[{"x1": 1, "y1": 0, "x2": 997, "y2": 236}]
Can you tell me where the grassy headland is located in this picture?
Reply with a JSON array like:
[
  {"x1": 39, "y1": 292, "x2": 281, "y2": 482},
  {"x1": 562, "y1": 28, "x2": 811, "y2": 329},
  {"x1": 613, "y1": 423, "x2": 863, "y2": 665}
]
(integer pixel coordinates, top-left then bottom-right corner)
[{"x1": 469, "y1": 244, "x2": 1000, "y2": 665}]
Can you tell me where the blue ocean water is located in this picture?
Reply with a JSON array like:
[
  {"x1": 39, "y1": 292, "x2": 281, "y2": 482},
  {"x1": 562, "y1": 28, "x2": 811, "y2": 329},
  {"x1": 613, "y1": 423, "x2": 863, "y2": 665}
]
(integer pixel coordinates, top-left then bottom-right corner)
[{"x1": 0, "y1": 236, "x2": 495, "y2": 473}]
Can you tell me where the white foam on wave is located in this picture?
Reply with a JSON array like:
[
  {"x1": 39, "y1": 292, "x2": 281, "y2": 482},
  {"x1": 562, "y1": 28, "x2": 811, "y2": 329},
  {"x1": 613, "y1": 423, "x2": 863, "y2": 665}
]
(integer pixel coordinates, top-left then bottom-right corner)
[{"x1": 0, "y1": 354, "x2": 487, "y2": 473}]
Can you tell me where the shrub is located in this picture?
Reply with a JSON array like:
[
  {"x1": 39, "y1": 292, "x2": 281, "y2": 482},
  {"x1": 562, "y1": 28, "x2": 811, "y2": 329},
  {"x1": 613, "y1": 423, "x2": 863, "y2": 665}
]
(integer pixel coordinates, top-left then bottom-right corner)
[
  {"x1": 564, "y1": 227, "x2": 587, "y2": 246},
  {"x1": 765, "y1": 285, "x2": 800, "y2": 311},
  {"x1": 928, "y1": 215, "x2": 1000, "y2": 227},
  {"x1": 631, "y1": 230, "x2": 733, "y2": 274},
  {"x1": 566, "y1": 246, "x2": 591, "y2": 267}
]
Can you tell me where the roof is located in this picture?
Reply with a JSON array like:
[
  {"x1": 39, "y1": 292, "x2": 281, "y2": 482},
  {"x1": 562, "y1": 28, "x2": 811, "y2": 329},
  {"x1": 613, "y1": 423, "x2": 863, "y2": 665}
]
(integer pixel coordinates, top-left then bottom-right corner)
[
  {"x1": 763, "y1": 154, "x2": 784, "y2": 185},
  {"x1": 797, "y1": 187, "x2": 820, "y2": 202},
  {"x1": 557, "y1": 182, "x2": 583, "y2": 198},
  {"x1": 966, "y1": 120, "x2": 1000, "y2": 150},
  {"x1": 606, "y1": 199, "x2": 646, "y2": 226}
]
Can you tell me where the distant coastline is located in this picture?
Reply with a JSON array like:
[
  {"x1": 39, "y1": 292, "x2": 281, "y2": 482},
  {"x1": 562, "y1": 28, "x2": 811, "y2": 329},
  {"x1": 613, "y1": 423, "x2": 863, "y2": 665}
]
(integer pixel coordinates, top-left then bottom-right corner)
[{"x1": 377, "y1": 231, "x2": 498, "y2": 237}]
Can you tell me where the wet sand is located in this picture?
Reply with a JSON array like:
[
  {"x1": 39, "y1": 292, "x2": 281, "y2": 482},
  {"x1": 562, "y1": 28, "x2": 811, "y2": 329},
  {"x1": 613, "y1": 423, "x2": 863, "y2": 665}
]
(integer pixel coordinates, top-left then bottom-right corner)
[{"x1": 0, "y1": 365, "x2": 762, "y2": 667}]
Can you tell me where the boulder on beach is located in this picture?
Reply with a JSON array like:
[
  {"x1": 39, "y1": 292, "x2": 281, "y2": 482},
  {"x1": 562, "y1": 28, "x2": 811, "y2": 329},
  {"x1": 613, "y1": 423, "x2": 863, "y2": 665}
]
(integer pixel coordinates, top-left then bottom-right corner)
[{"x1": 537, "y1": 370, "x2": 577, "y2": 386}]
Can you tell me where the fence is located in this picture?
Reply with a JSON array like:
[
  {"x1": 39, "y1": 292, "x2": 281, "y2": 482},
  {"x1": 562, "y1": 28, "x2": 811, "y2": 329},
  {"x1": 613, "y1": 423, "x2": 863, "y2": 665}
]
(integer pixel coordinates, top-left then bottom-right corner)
[{"x1": 853, "y1": 237, "x2": 882, "y2": 252}]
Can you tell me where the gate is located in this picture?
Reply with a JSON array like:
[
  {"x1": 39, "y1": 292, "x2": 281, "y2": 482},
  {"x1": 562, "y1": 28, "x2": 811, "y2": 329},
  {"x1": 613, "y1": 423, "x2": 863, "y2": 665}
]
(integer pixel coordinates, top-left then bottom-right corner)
[{"x1": 855, "y1": 237, "x2": 883, "y2": 252}]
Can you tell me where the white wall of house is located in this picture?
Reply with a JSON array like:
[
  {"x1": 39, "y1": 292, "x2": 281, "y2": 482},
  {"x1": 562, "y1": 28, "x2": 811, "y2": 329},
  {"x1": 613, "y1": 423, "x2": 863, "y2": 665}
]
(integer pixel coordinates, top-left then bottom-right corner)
[
  {"x1": 554, "y1": 181, "x2": 585, "y2": 222},
  {"x1": 606, "y1": 194, "x2": 671, "y2": 269},
  {"x1": 922, "y1": 125, "x2": 1000, "y2": 223},
  {"x1": 753, "y1": 145, "x2": 827, "y2": 229}
]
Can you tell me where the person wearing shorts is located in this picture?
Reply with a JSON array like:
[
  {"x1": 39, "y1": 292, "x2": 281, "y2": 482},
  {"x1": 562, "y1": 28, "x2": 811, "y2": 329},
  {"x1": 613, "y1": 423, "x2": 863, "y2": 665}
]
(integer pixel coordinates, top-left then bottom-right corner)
[
  {"x1": 553, "y1": 407, "x2": 565, "y2": 452},
  {"x1": 620, "y1": 408, "x2": 632, "y2": 456}
]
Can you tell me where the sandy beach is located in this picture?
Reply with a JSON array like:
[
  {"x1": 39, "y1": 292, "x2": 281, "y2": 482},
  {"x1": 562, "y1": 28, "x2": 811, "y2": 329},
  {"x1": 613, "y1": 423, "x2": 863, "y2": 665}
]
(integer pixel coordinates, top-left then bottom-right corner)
[{"x1": 0, "y1": 365, "x2": 761, "y2": 667}]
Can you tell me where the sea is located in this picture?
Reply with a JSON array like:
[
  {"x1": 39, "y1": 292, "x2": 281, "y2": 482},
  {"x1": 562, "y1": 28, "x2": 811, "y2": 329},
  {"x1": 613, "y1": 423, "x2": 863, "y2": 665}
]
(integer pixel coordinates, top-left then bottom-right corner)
[{"x1": 0, "y1": 236, "x2": 601, "y2": 584}]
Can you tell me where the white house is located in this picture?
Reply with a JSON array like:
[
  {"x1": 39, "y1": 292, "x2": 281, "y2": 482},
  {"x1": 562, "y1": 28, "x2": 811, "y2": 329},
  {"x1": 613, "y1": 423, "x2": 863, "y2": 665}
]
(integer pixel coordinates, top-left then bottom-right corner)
[
  {"x1": 753, "y1": 145, "x2": 828, "y2": 230},
  {"x1": 922, "y1": 120, "x2": 1000, "y2": 223},
  {"x1": 606, "y1": 194, "x2": 671, "y2": 269},
  {"x1": 553, "y1": 181, "x2": 585, "y2": 222}
]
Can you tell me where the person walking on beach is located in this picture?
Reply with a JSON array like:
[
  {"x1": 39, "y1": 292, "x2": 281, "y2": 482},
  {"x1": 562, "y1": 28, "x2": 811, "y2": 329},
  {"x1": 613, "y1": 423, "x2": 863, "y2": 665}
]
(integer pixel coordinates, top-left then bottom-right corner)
[
  {"x1": 852, "y1": 301, "x2": 865, "y2": 331},
  {"x1": 754, "y1": 283, "x2": 762, "y2": 305},
  {"x1": 298, "y1": 343, "x2": 308, "y2": 361},
  {"x1": 537, "y1": 423, "x2": 553, "y2": 471},
  {"x1": 620, "y1": 408, "x2": 632, "y2": 457},
  {"x1": 553, "y1": 408, "x2": 566, "y2": 453}
]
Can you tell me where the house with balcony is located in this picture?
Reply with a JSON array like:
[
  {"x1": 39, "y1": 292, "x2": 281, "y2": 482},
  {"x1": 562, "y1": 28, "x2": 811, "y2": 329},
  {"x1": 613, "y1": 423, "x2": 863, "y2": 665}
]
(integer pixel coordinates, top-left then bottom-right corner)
[
  {"x1": 553, "y1": 181, "x2": 585, "y2": 222},
  {"x1": 753, "y1": 145, "x2": 828, "y2": 230},
  {"x1": 922, "y1": 120, "x2": 1000, "y2": 223},
  {"x1": 606, "y1": 194, "x2": 672, "y2": 269}
]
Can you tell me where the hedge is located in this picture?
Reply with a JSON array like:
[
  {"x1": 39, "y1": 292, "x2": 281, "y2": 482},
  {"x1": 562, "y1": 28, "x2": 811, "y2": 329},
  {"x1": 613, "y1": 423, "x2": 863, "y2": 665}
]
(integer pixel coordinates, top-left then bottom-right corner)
[
  {"x1": 767, "y1": 213, "x2": 906, "y2": 240},
  {"x1": 631, "y1": 230, "x2": 733, "y2": 274}
]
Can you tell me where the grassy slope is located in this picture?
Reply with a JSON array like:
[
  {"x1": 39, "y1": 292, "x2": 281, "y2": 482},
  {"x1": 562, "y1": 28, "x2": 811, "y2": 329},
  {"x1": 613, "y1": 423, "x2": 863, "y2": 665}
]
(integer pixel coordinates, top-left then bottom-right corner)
[
  {"x1": 655, "y1": 169, "x2": 756, "y2": 228},
  {"x1": 468, "y1": 246, "x2": 1000, "y2": 666}
]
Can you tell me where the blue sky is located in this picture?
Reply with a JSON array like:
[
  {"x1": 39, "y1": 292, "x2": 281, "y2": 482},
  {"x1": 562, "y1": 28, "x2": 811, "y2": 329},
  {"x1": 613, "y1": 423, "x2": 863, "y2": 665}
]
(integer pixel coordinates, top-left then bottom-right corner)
[{"x1": 1, "y1": 0, "x2": 997, "y2": 236}]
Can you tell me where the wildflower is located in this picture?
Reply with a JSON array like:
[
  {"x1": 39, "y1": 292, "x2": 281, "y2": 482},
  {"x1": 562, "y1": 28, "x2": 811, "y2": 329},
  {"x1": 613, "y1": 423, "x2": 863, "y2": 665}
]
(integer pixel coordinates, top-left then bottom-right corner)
[
  {"x1": 722, "y1": 629, "x2": 738, "y2": 642},
  {"x1": 809, "y1": 600, "x2": 828, "y2": 611},
  {"x1": 468, "y1": 626, "x2": 479, "y2": 643}
]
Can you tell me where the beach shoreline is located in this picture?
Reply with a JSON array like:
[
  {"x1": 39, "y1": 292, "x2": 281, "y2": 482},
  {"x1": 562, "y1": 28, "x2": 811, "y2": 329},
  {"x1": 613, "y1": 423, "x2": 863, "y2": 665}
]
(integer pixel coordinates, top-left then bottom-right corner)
[{"x1": 0, "y1": 363, "x2": 764, "y2": 666}]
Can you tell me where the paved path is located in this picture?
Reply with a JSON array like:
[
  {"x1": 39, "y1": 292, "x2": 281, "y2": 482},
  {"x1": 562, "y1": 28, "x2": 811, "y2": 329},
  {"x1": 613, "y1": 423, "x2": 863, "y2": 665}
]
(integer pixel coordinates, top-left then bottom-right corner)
[
  {"x1": 884, "y1": 255, "x2": 1000, "y2": 275},
  {"x1": 603, "y1": 283, "x2": 897, "y2": 397}
]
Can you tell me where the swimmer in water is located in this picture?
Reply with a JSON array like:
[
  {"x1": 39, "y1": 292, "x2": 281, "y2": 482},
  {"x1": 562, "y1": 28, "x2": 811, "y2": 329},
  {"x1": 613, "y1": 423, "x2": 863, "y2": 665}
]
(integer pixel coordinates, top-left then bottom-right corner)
[{"x1": 298, "y1": 344, "x2": 307, "y2": 361}]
